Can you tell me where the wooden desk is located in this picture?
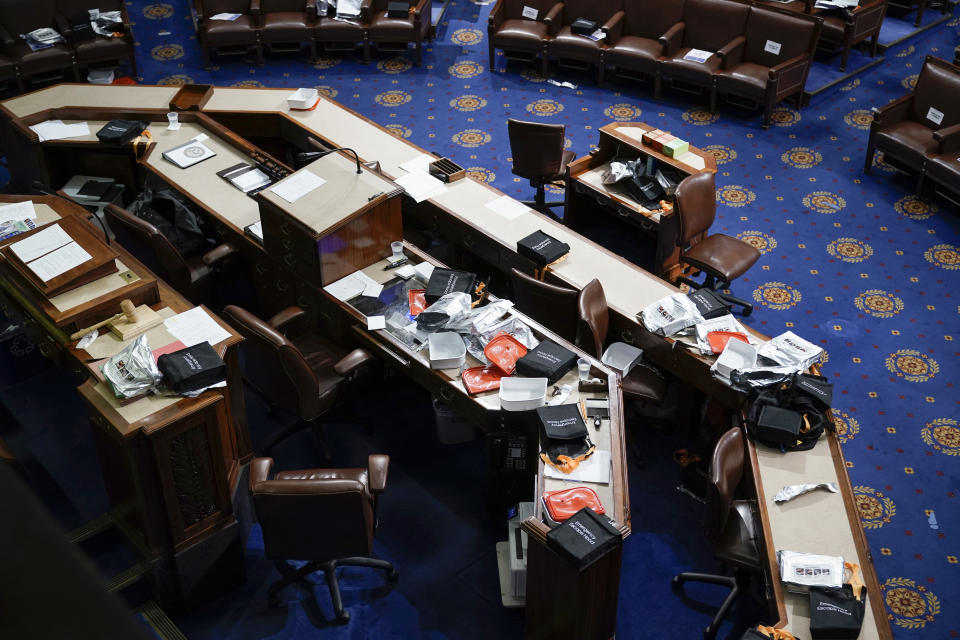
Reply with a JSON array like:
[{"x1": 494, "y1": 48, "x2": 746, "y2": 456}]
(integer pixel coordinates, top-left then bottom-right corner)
[
  {"x1": 565, "y1": 122, "x2": 717, "y2": 281},
  {"x1": 0, "y1": 193, "x2": 252, "y2": 608}
]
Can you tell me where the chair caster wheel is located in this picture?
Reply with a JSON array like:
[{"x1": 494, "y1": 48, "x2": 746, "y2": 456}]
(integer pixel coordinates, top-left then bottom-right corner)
[
  {"x1": 336, "y1": 611, "x2": 350, "y2": 624},
  {"x1": 742, "y1": 307, "x2": 752, "y2": 317},
  {"x1": 703, "y1": 625, "x2": 717, "y2": 640},
  {"x1": 387, "y1": 569, "x2": 400, "y2": 582},
  {"x1": 671, "y1": 576, "x2": 684, "y2": 589}
]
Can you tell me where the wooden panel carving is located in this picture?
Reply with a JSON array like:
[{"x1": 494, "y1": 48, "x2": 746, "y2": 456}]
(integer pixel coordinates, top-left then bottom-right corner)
[{"x1": 169, "y1": 426, "x2": 218, "y2": 526}]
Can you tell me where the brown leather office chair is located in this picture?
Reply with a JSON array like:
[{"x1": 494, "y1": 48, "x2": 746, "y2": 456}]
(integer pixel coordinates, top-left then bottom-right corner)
[
  {"x1": 507, "y1": 119, "x2": 575, "y2": 221},
  {"x1": 673, "y1": 426, "x2": 761, "y2": 640},
  {"x1": 222, "y1": 305, "x2": 373, "y2": 457},
  {"x1": 674, "y1": 172, "x2": 760, "y2": 315},
  {"x1": 259, "y1": 0, "x2": 316, "y2": 60},
  {"x1": 487, "y1": 0, "x2": 561, "y2": 68},
  {"x1": 577, "y1": 278, "x2": 667, "y2": 466},
  {"x1": 250, "y1": 455, "x2": 398, "y2": 623},
  {"x1": 55, "y1": 0, "x2": 137, "y2": 76},
  {"x1": 194, "y1": 0, "x2": 263, "y2": 68},
  {"x1": 104, "y1": 204, "x2": 238, "y2": 304},
  {"x1": 0, "y1": 0, "x2": 78, "y2": 86},
  {"x1": 509, "y1": 268, "x2": 579, "y2": 342},
  {"x1": 367, "y1": 0, "x2": 432, "y2": 66},
  {"x1": 864, "y1": 56, "x2": 960, "y2": 189}
]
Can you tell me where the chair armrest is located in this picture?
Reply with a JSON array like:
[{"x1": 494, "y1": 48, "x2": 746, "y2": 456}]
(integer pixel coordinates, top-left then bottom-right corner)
[
  {"x1": 544, "y1": 2, "x2": 564, "y2": 36},
  {"x1": 367, "y1": 454, "x2": 389, "y2": 493},
  {"x1": 716, "y1": 35, "x2": 745, "y2": 69},
  {"x1": 934, "y1": 122, "x2": 960, "y2": 153},
  {"x1": 412, "y1": 0, "x2": 429, "y2": 18},
  {"x1": 249, "y1": 457, "x2": 274, "y2": 490},
  {"x1": 200, "y1": 242, "x2": 237, "y2": 266},
  {"x1": 769, "y1": 53, "x2": 811, "y2": 98},
  {"x1": 334, "y1": 348, "x2": 373, "y2": 377},
  {"x1": 488, "y1": 0, "x2": 506, "y2": 30},
  {"x1": 55, "y1": 15, "x2": 72, "y2": 41},
  {"x1": 602, "y1": 10, "x2": 624, "y2": 43},
  {"x1": 659, "y1": 22, "x2": 684, "y2": 56},
  {"x1": 769, "y1": 53, "x2": 808, "y2": 77},
  {"x1": 871, "y1": 93, "x2": 914, "y2": 126},
  {"x1": 268, "y1": 306, "x2": 307, "y2": 332}
]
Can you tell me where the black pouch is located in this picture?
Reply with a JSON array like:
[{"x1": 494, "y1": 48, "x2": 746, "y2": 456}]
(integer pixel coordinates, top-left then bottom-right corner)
[
  {"x1": 157, "y1": 342, "x2": 226, "y2": 394},
  {"x1": 755, "y1": 404, "x2": 801, "y2": 446},
  {"x1": 625, "y1": 174, "x2": 665, "y2": 206},
  {"x1": 387, "y1": 1, "x2": 409, "y2": 17},
  {"x1": 792, "y1": 372, "x2": 833, "y2": 411},
  {"x1": 809, "y1": 585, "x2": 866, "y2": 639},
  {"x1": 570, "y1": 18, "x2": 598, "y2": 35},
  {"x1": 687, "y1": 287, "x2": 730, "y2": 320},
  {"x1": 515, "y1": 339, "x2": 577, "y2": 384},
  {"x1": 425, "y1": 268, "x2": 476, "y2": 304},
  {"x1": 538, "y1": 403, "x2": 591, "y2": 462},
  {"x1": 546, "y1": 507, "x2": 621, "y2": 569},
  {"x1": 517, "y1": 231, "x2": 570, "y2": 269},
  {"x1": 96, "y1": 16, "x2": 125, "y2": 33},
  {"x1": 68, "y1": 12, "x2": 95, "y2": 41},
  {"x1": 96, "y1": 119, "x2": 148, "y2": 145}
]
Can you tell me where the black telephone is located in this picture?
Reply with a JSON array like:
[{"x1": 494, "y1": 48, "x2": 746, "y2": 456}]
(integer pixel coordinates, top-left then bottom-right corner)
[{"x1": 490, "y1": 432, "x2": 528, "y2": 471}]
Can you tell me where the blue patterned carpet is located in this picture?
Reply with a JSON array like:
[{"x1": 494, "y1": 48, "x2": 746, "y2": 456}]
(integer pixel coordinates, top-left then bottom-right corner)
[{"x1": 81, "y1": 1, "x2": 960, "y2": 636}]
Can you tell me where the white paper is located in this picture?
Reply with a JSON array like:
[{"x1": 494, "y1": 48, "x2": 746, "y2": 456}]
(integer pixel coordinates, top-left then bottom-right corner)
[
  {"x1": 764, "y1": 40, "x2": 782, "y2": 55},
  {"x1": 394, "y1": 170, "x2": 447, "y2": 203},
  {"x1": 0, "y1": 201, "x2": 37, "y2": 223},
  {"x1": 28, "y1": 241, "x2": 91, "y2": 281},
  {"x1": 29, "y1": 120, "x2": 90, "y2": 142},
  {"x1": 927, "y1": 107, "x2": 944, "y2": 125},
  {"x1": 209, "y1": 12, "x2": 241, "y2": 19},
  {"x1": 271, "y1": 170, "x2": 327, "y2": 203},
  {"x1": 9, "y1": 223, "x2": 72, "y2": 262},
  {"x1": 394, "y1": 264, "x2": 416, "y2": 279},
  {"x1": 618, "y1": 126, "x2": 648, "y2": 142},
  {"x1": 76, "y1": 330, "x2": 98, "y2": 349},
  {"x1": 399, "y1": 153, "x2": 435, "y2": 174},
  {"x1": 194, "y1": 133, "x2": 209, "y2": 142},
  {"x1": 414, "y1": 262, "x2": 434, "y2": 282},
  {"x1": 367, "y1": 315, "x2": 386, "y2": 330},
  {"x1": 683, "y1": 48, "x2": 712, "y2": 63},
  {"x1": 485, "y1": 195, "x2": 529, "y2": 220},
  {"x1": 163, "y1": 307, "x2": 231, "y2": 348},
  {"x1": 521, "y1": 5, "x2": 538, "y2": 18},
  {"x1": 544, "y1": 450, "x2": 611, "y2": 484},
  {"x1": 362, "y1": 282, "x2": 384, "y2": 297},
  {"x1": 231, "y1": 168, "x2": 271, "y2": 192},
  {"x1": 246, "y1": 220, "x2": 263, "y2": 241},
  {"x1": 323, "y1": 270, "x2": 380, "y2": 301}
]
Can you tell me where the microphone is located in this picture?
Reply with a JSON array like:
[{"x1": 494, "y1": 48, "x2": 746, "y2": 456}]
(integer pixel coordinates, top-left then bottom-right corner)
[{"x1": 295, "y1": 146, "x2": 363, "y2": 174}]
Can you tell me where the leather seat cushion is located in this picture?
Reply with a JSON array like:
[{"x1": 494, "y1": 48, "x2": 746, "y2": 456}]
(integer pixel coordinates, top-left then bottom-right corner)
[
  {"x1": 6, "y1": 42, "x2": 72, "y2": 75},
  {"x1": 622, "y1": 365, "x2": 667, "y2": 404},
  {"x1": 315, "y1": 16, "x2": 364, "y2": 38},
  {"x1": 204, "y1": 15, "x2": 259, "y2": 45},
  {"x1": 261, "y1": 12, "x2": 310, "y2": 41},
  {"x1": 276, "y1": 467, "x2": 368, "y2": 487},
  {"x1": 714, "y1": 500, "x2": 761, "y2": 570},
  {"x1": 605, "y1": 35, "x2": 661, "y2": 69},
  {"x1": 492, "y1": 19, "x2": 548, "y2": 51},
  {"x1": 370, "y1": 13, "x2": 416, "y2": 39},
  {"x1": 684, "y1": 234, "x2": 761, "y2": 282},
  {"x1": 660, "y1": 48, "x2": 722, "y2": 84},
  {"x1": 873, "y1": 121, "x2": 938, "y2": 168},
  {"x1": 715, "y1": 62, "x2": 769, "y2": 96},
  {"x1": 925, "y1": 154, "x2": 960, "y2": 187},
  {"x1": 546, "y1": 26, "x2": 603, "y2": 61},
  {"x1": 74, "y1": 36, "x2": 129, "y2": 62}
]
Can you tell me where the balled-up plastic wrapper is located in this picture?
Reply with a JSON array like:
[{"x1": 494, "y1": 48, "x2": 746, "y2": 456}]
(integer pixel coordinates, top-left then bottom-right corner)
[
  {"x1": 464, "y1": 315, "x2": 539, "y2": 365},
  {"x1": 416, "y1": 292, "x2": 472, "y2": 333},
  {"x1": 601, "y1": 159, "x2": 643, "y2": 185},
  {"x1": 101, "y1": 335, "x2": 163, "y2": 399}
]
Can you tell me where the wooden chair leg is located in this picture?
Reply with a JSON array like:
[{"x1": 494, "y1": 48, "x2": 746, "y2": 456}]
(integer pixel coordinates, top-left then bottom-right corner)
[
  {"x1": 415, "y1": 40, "x2": 422, "y2": 66},
  {"x1": 363, "y1": 38, "x2": 370, "y2": 64},
  {"x1": 542, "y1": 51, "x2": 549, "y2": 76},
  {"x1": 256, "y1": 42, "x2": 265, "y2": 66},
  {"x1": 489, "y1": 44, "x2": 495, "y2": 69},
  {"x1": 654, "y1": 72, "x2": 662, "y2": 98},
  {"x1": 598, "y1": 61, "x2": 605, "y2": 85},
  {"x1": 863, "y1": 143, "x2": 874, "y2": 173},
  {"x1": 870, "y1": 34, "x2": 879, "y2": 57}
]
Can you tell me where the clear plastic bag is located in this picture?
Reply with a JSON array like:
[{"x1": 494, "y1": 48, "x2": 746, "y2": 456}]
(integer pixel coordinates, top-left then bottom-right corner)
[{"x1": 101, "y1": 335, "x2": 163, "y2": 399}]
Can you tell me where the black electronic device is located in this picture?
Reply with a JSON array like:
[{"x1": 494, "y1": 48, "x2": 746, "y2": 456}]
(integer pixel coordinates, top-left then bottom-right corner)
[
  {"x1": 570, "y1": 18, "x2": 598, "y2": 35},
  {"x1": 387, "y1": 1, "x2": 410, "y2": 17}
]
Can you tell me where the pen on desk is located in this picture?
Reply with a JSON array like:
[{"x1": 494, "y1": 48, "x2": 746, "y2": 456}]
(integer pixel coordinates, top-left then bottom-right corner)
[
  {"x1": 368, "y1": 191, "x2": 384, "y2": 202},
  {"x1": 384, "y1": 258, "x2": 408, "y2": 270}
]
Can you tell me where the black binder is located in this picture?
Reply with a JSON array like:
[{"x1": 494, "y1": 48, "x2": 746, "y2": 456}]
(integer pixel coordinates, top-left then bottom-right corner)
[{"x1": 546, "y1": 507, "x2": 621, "y2": 570}]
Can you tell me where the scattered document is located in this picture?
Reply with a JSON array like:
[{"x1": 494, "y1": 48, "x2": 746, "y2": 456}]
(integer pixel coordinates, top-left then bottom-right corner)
[
  {"x1": 544, "y1": 450, "x2": 611, "y2": 484},
  {"x1": 394, "y1": 264, "x2": 416, "y2": 279},
  {"x1": 323, "y1": 270, "x2": 381, "y2": 301},
  {"x1": 399, "y1": 153, "x2": 435, "y2": 174},
  {"x1": 0, "y1": 201, "x2": 37, "y2": 223},
  {"x1": 162, "y1": 136, "x2": 217, "y2": 169},
  {"x1": 28, "y1": 241, "x2": 91, "y2": 281},
  {"x1": 394, "y1": 170, "x2": 446, "y2": 203},
  {"x1": 163, "y1": 307, "x2": 231, "y2": 347},
  {"x1": 29, "y1": 120, "x2": 90, "y2": 142},
  {"x1": 209, "y1": 12, "x2": 241, "y2": 19},
  {"x1": 9, "y1": 223, "x2": 72, "y2": 262},
  {"x1": 271, "y1": 170, "x2": 326, "y2": 203},
  {"x1": 363, "y1": 281, "x2": 384, "y2": 297},
  {"x1": 367, "y1": 315, "x2": 386, "y2": 330},
  {"x1": 485, "y1": 195, "x2": 529, "y2": 220},
  {"x1": 683, "y1": 49, "x2": 712, "y2": 63},
  {"x1": 244, "y1": 220, "x2": 264, "y2": 242}
]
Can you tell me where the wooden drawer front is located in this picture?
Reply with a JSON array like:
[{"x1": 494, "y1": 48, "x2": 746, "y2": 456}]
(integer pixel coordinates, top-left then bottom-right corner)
[{"x1": 260, "y1": 205, "x2": 321, "y2": 283}]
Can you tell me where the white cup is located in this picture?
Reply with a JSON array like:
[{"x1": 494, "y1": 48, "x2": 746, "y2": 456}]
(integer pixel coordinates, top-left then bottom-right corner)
[
  {"x1": 577, "y1": 358, "x2": 591, "y2": 381},
  {"x1": 167, "y1": 112, "x2": 178, "y2": 126},
  {"x1": 390, "y1": 241, "x2": 404, "y2": 260}
]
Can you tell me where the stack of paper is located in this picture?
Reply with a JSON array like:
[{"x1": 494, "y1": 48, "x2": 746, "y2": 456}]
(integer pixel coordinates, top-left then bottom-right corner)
[
  {"x1": 29, "y1": 120, "x2": 90, "y2": 142},
  {"x1": 323, "y1": 270, "x2": 382, "y2": 301},
  {"x1": 271, "y1": 170, "x2": 326, "y2": 203},
  {"x1": 9, "y1": 223, "x2": 91, "y2": 282},
  {"x1": 683, "y1": 49, "x2": 713, "y2": 63},
  {"x1": 395, "y1": 168, "x2": 446, "y2": 203},
  {"x1": 0, "y1": 201, "x2": 37, "y2": 223}
]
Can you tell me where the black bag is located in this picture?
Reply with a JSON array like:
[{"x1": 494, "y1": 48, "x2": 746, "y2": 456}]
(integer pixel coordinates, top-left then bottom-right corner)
[
  {"x1": 96, "y1": 119, "x2": 148, "y2": 145},
  {"x1": 515, "y1": 339, "x2": 577, "y2": 384},
  {"x1": 545, "y1": 507, "x2": 621, "y2": 570},
  {"x1": 755, "y1": 404, "x2": 802, "y2": 446},
  {"x1": 625, "y1": 174, "x2": 665, "y2": 207},
  {"x1": 792, "y1": 372, "x2": 833, "y2": 412},
  {"x1": 570, "y1": 18, "x2": 598, "y2": 35},
  {"x1": 745, "y1": 375, "x2": 832, "y2": 452},
  {"x1": 688, "y1": 288, "x2": 730, "y2": 320},
  {"x1": 517, "y1": 231, "x2": 570, "y2": 269},
  {"x1": 425, "y1": 268, "x2": 476, "y2": 304},
  {"x1": 537, "y1": 404, "x2": 591, "y2": 462},
  {"x1": 387, "y1": 1, "x2": 409, "y2": 17},
  {"x1": 128, "y1": 182, "x2": 211, "y2": 256},
  {"x1": 67, "y1": 12, "x2": 95, "y2": 42},
  {"x1": 157, "y1": 342, "x2": 227, "y2": 394},
  {"x1": 809, "y1": 585, "x2": 866, "y2": 639},
  {"x1": 95, "y1": 16, "x2": 125, "y2": 33}
]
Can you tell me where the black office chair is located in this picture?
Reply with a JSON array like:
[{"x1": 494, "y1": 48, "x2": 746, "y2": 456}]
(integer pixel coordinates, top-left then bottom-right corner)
[
  {"x1": 507, "y1": 119, "x2": 575, "y2": 221},
  {"x1": 673, "y1": 426, "x2": 762, "y2": 640}
]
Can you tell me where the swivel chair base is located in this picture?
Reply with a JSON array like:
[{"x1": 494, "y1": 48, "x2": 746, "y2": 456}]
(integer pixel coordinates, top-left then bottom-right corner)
[
  {"x1": 672, "y1": 570, "x2": 741, "y2": 640},
  {"x1": 268, "y1": 556, "x2": 399, "y2": 623},
  {"x1": 521, "y1": 183, "x2": 564, "y2": 222}
]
